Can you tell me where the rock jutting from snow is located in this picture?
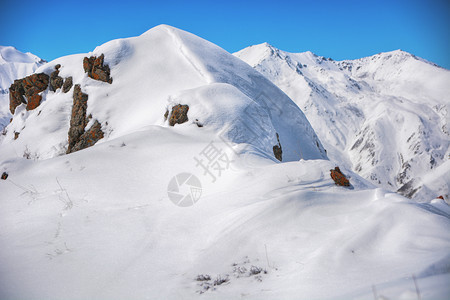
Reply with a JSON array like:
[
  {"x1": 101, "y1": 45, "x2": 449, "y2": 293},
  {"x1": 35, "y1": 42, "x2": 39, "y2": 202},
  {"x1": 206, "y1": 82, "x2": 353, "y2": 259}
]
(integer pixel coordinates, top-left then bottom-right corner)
[
  {"x1": 69, "y1": 120, "x2": 104, "y2": 153},
  {"x1": 168, "y1": 104, "x2": 189, "y2": 126},
  {"x1": 9, "y1": 73, "x2": 49, "y2": 114},
  {"x1": 62, "y1": 76, "x2": 73, "y2": 93},
  {"x1": 83, "y1": 54, "x2": 113, "y2": 84},
  {"x1": 330, "y1": 167, "x2": 350, "y2": 186},
  {"x1": 67, "y1": 85, "x2": 104, "y2": 154},
  {"x1": 273, "y1": 133, "x2": 282, "y2": 161},
  {"x1": 49, "y1": 65, "x2": 64, "y2": 92},
  {"x1": 1, "y1": 172, "x2": 8, "y2": 180}
]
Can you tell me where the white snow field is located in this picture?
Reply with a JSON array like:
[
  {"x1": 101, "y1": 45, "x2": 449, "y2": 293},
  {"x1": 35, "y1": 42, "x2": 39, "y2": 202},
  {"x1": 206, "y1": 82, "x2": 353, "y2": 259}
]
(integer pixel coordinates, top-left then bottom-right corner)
[
  {"x1": 0, "y1": 25, "x2": 449, "y2": 299},
  {"x1": 235, "y1": 43, "x2": 450, "y2": 202},
  {"x1": 0, "y1": 46, "x2": 45, "y2": 130}
]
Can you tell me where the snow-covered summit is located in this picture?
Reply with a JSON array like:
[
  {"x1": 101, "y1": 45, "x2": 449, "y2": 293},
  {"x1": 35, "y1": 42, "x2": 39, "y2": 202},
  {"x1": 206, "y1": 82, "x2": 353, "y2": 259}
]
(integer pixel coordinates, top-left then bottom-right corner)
[
  {"x1": 236, "y1": 44, "x2": 450, "y2": 201},
  {"x1": 0, "y1": 46, "x2": 44, "y2": 64},
  {"x1": 1, "y1": 25, "x2": 326, "y2": 162}
]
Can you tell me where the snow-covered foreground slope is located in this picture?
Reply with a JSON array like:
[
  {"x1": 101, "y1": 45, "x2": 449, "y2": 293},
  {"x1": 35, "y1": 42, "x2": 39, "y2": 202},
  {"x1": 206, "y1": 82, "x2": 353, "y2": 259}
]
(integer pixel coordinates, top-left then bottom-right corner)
[
  {"x1": 235, "y1": 44, "x2": 450, "y2": 202},
  {"x1": 0, "y1": 127, "x2": 449, "y2": 299},
  {"x1": 0, "y1": 46, "x2": 45, "y2": 129}
]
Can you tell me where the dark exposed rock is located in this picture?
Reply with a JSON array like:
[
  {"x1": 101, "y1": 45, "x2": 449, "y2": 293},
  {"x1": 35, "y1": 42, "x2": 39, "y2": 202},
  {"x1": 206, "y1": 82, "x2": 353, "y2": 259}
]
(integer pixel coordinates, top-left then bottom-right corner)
[
  {"x1": 273, "y1": 133, "x2": 282, "y2": 161},
  {"x1": 67, "y1": 85, "x2": 88, "y2": 153},
  {"x1": 67, "y1": 85, "x2": 104, "y2": 154},
  {"x1": 1, "y1": 172, "x2": 8, "y2": 180},
  {"x1": 83, "y1": 54, "x2": 112, "y2": 83},
  {"x1": 9, "y1": 81, "x2": 26, "y2": 113},
  {"x1": 62, "y1": 76, "x2": 73, "y2": 93},
  {"x1": 69, "y1": 120, "x2": 104, "y2": 153},
  {"x1": 14, "y1": 132, "x2": 19, "y2": 140},
  {"x1": 9, "y1": 73, "x2": 49, "y2": 114},
  {"x1": 194, "y1": 119, "x2": 203, "y2": 127},
  {"x1": 330, "y1": 167, "x2": 350, "y2": 187},
  {"x1": 437, "y1": 195, "x2": 444, "y2": 200},
  {"x1": 164, "y1": 110, "x2": 169, "y2": 121},
  {"x1": 49, "y1": 66, "x2": 64, "y2": 92},
  {"x1": 168, "y1": 104, "x2": 189, "y2": 126},
  {"x1": 397, "y1": 179, "x2": 420, "y2": 198}
]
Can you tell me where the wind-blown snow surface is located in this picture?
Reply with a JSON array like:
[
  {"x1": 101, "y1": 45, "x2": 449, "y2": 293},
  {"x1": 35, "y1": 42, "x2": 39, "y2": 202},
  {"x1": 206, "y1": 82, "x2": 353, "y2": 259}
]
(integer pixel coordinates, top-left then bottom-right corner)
[
  {"x1": 0, "y1": 26, "x2": 449, "y2": 299},
  {"x1": 235, "y1": 44, "x2": 450, "y2": 202},
  {"x1": 0, "y1": 46, "x2": 45, "y2": 130},
  {"x1": 0, "y1": 128, "x2": 449, "y2": 299}
]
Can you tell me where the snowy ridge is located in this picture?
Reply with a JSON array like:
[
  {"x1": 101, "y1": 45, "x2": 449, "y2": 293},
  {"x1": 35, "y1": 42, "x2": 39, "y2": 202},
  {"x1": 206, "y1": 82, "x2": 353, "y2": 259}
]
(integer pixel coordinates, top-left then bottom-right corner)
[
  {"x1": 235, "y1": 43, "x2": 450, "y2": 201},
  {"x1": 0, "y1": 46, "x2": 45, "y2": 130},
  {"x1": 1, "y1": 25, "x2": 325, "y2": 162}
]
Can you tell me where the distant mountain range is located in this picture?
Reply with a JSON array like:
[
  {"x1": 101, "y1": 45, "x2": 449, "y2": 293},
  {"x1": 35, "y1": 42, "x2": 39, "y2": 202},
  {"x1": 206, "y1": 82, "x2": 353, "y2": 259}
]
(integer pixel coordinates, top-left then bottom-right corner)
[{"x1": 235, "y1": 43, "x2": 450, "y2": 201}]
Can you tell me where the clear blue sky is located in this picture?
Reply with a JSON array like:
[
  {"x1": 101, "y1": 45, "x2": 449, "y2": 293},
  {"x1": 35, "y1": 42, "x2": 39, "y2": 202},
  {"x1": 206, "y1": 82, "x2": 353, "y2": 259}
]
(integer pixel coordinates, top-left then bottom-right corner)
[{"x1": 1, "y1": 0, "x2": 449, "y2": 68}]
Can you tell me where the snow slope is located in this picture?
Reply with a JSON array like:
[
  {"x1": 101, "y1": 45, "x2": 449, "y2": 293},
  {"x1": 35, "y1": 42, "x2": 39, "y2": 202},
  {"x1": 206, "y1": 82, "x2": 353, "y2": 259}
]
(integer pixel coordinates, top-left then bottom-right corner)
[
  {"x1": 1, "y1": 25, "x2": 325, "y2": 162},
  {"x1": 235, "y1": 44, "x2": 450, "y2": 202},
  {"x1": 0, "y1": 26, "x2": 449, "y2": 299},
  {"x1": 0, "y1": 46, "x2": 45, "y2": 130},
  {"x1": 0, "y1": 127, "x2": 449, "y2": 299}
]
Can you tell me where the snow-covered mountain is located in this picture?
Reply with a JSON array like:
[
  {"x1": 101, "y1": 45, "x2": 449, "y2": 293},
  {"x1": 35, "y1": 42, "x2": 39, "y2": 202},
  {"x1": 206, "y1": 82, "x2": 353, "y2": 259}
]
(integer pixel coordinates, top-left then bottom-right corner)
[
  {"x1": 235, "y1": 43, "x2": 450, "y2": 202},
  {"x1": 0, "y1": 46, "x2": 45, "y2": 130},
  {"x1": 0, "y1": 26, "x2": 449, "y2": 299}
]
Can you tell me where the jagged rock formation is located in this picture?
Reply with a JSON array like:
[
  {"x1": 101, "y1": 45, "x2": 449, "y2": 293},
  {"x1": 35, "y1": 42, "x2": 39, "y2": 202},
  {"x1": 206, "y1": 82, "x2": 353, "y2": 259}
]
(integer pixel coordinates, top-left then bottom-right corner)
[
  {"x1": 9, "y1": 73, "x2": 49, "y2": 114},
  {"x1": 1, "y1": 172, "x2": 8, "y2": 180},
  {"x1": 69, "y1": 120, "x2": 104, "y2": 153},
  {"x1": 62, "y1": 76, "x2": 73, "y2": 93},
  {"x1": 273, "y1": 133, "x2": 282, "y2": 161},
  {"x1": 49, "y1": 64, "x2": 64, "y2": 92},
  {"x1": 67, "y1": 84, "x2": 88, "y2": 153},
  {"x1": 168, "y1": 104, "x2": 189, "y2": 126},
  {"x1": 330, "y1": 167, "x2": 350, "y2": 186},
  {"x1": 83, "y1": 54, "x2": 112, "y2": 83},
  {"x1": 67, "y1": 84, "x2": 104, "y2": 154}
]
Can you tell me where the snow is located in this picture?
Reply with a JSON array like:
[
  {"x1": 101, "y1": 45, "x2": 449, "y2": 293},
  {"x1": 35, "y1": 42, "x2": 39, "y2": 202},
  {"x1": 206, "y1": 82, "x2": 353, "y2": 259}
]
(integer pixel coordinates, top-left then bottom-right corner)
[
  {"x1": 0, "y1": 26, "x2": 449, "y2": 299},
  {"x1": 235, "y1": 43, "x2": 450, "y2": 202},
  {"x1": 2, "y1": 25, "x2": 325, "y2": 162},
  {"x1": 1, "y1": 127, "x2": 449, "y2": 299}
]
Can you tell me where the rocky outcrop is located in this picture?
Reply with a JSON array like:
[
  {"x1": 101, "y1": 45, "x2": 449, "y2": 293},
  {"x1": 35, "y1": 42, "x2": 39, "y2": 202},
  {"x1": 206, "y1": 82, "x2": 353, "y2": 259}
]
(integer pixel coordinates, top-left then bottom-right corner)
[
  {"x1": 330, "y1": 167, "x2": 350, "y2": 187},
  {"x1": 67, "y1": 84, "x2": 88, "y2": 153},
  {"x1": 273, "y1": 133, "x2": 282, "y2": 161},
  {"x1": 69, "y1": 120, "x2": 104, "y2": 153},
  {"x1": 62, "y1": 76, "x2": 73, "y2": 93},
  {"x1": 67, "y1": 85, "x2": 104, "y2": 154},
  {"x1": 168, "y1": 104, "x2": 189, "y2": 126},
  {"x1": 9, "y1": 73, "x2": 49, "y2": 114},
  {"x1": 1, "y1": 172, "x2": 8, "y2": 180},
  {"x1": 49, "y1": 64, "x2": 64, "y2": 92},
  {"x1": 83, "y1": 54, "x2": 112, "y2": 83}
]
